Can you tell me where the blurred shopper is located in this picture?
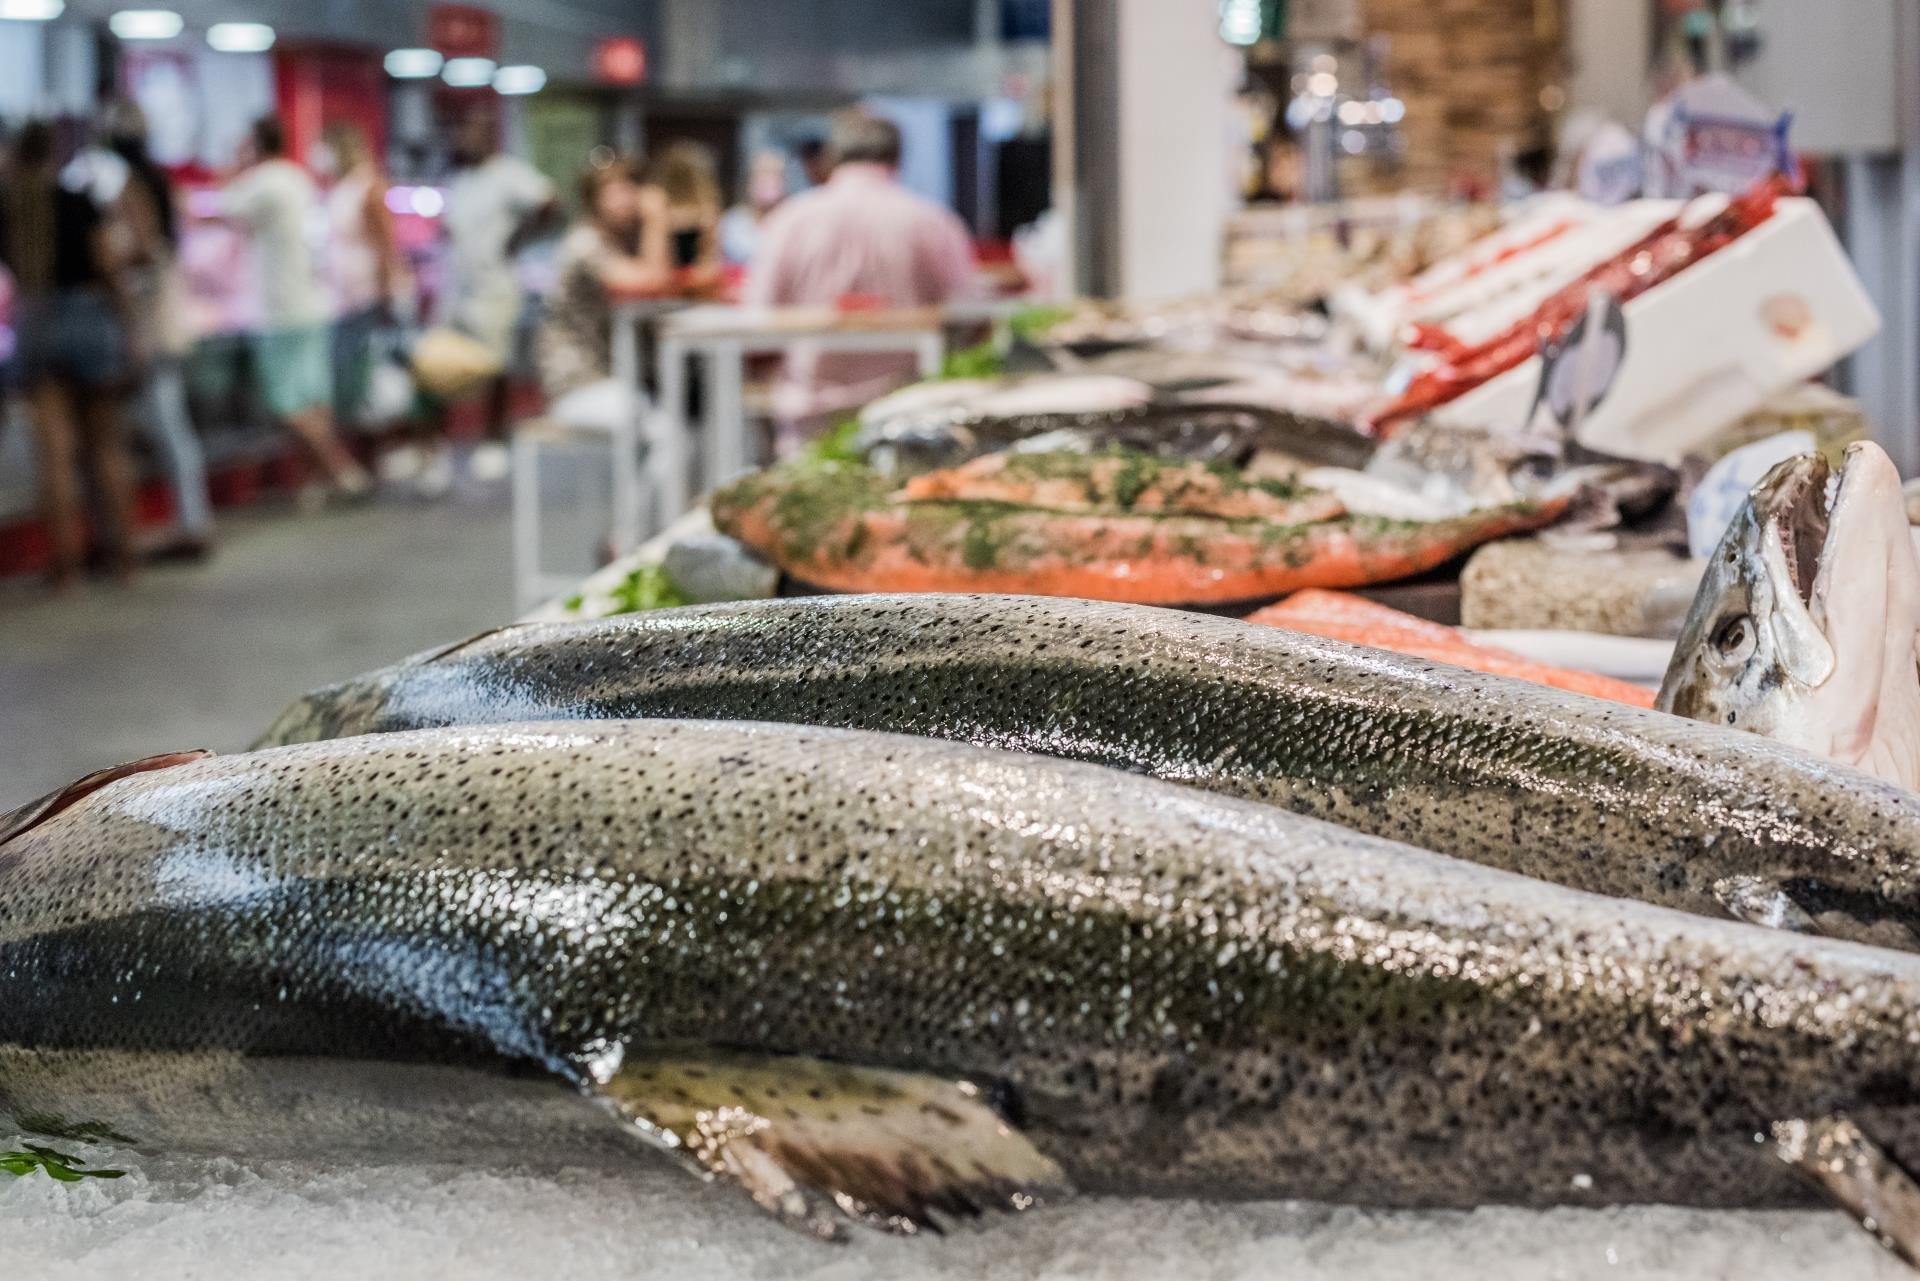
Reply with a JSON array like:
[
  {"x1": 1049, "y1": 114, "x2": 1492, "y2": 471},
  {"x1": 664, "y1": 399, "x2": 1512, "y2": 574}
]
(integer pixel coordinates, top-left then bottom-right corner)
[
  {"x1": 106, "y1": 99, "x2": 213, "y2": 560},
  {"x1": 720, "y1": 150, "x2": 789, "y2": 267},
  {"x1": 644, "y1": 141, "x2": 724, "y2": 290},
  {"x1": 746, "y1": 111, "x2": 977, "y2": 441},
  {"x1": 443, "y1": 111, "x2": 558, "y2": 479},
  {"x1": 795, "y1": 137, "x2": 834, "y2": 190},
  {"x1": 0, "y1": 121, "x2": 140, "y2": 587},
  {"x1": 225, "y1": 116, "x2": 370, "y2": 501},
  {"x1": 535, "y1": 157, "x2": 672, "y2": 434},
  {"x1": 323, "y1": 122, "x2": 407, "y2": 434}
]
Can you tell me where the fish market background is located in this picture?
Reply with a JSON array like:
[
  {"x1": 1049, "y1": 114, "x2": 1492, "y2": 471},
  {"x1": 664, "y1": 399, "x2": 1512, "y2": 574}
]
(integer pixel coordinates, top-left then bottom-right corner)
[{"x1": 8, "y1": 0, "x2": 1920, "y2": 1278}]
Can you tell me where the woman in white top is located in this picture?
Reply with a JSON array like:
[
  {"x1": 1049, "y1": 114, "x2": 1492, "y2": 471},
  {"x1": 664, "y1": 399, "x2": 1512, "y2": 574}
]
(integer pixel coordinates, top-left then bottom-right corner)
[{"x1": 223, "y1": 116, "x2": 370, "y2": 500}]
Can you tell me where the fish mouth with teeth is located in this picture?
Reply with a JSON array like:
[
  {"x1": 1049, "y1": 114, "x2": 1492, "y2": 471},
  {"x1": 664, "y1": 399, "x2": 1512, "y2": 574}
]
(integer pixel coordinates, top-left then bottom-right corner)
[{"x1": 1767, "y1": 454, "x2": 1832, "y2": 622}]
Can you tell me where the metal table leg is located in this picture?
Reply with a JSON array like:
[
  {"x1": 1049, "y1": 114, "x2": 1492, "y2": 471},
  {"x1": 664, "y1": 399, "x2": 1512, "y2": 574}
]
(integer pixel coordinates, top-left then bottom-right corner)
[
  {"x1": 915, "y1": 330, "x2": 946, "y2": 380},
  {"x1": 653, "y1": 333, "x2": 692, "y2": 522},
  {"x1": 609, "y1": 312, "x2": 645, "y2": 554},
  {"x1": 706, "y1": 337, "x2": 749, "y2": 486}
]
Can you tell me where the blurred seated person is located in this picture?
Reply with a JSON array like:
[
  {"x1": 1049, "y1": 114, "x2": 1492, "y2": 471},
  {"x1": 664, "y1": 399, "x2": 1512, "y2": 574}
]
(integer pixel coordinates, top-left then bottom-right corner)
[
  {"x1": 720, "y1": 150, "x2": 789, "y2": 267},
  {"x1": 745, "y1": 111, "x2": 977, "y2": 445},
  {"x1": 534, "y1": 157, "x2": 672, "y2": 434},
  {"x1": 644, "y1": 141, "x2": 725, "y2": 294},
  {"x1": 1, "y1": 121, "x2": 140, "y2": 588}
]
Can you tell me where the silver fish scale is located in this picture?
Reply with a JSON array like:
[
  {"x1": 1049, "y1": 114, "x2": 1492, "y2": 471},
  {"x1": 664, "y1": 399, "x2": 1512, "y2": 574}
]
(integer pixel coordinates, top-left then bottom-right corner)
[
  {"x1": 4, "y1": 721, "x2": 1920, "y2": 1209},
  {"x1": 261, "y1": 595, "x2": 1920, "y2": 946}
]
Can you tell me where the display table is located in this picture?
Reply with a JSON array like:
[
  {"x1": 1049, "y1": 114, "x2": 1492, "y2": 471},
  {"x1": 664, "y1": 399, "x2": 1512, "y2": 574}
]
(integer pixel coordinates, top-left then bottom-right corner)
[
  {"x1": 649, "y1": 305, "x2": 949, "y2": 520},
  {"x1": 521, "y1": 506, "x2": 716, "y2": 624}
]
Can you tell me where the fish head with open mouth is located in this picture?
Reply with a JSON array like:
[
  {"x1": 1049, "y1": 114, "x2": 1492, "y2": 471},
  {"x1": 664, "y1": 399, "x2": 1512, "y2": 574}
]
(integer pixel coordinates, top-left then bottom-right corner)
[{"x1": 1659, "y1": 442, "x2": 1920, "y2": 793}]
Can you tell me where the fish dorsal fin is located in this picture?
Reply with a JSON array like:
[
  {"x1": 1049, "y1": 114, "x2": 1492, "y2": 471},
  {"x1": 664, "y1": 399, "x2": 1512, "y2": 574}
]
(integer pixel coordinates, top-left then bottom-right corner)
[
  {"x1": 411, "y1": 624, "x2": 534, "y2": 667},
  {"x1": 0, "y1": 751, "x2": 213, "y2": 846},
  {"x1": 593, "y1": 1048, "x2": 1066, "y2": 1239}
]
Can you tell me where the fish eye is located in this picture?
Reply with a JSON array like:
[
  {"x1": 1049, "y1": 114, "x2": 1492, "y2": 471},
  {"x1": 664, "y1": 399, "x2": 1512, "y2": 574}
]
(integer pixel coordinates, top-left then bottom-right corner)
[{"x1": 1712, "y1": 615, "x2": 1757, "y2": 662}]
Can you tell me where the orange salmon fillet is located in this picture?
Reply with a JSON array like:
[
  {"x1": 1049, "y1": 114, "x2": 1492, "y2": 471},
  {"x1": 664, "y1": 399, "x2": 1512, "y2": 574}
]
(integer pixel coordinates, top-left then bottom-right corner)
[
  {"x1": 899, "y1": 453, "x2": 1347, "y2": 524},
  {"x1": 1248, "y1": 590, "x2": 1656, "y2": 707},
  {"x1": 713, "y1": 463, "x2": 1567, "y2": 607}
]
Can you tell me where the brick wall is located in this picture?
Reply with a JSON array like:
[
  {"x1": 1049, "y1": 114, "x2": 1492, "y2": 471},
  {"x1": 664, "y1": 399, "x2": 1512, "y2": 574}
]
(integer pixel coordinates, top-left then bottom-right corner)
[{"x1": 1361, "y1": 0, "x2": 1565, "y2": 192}]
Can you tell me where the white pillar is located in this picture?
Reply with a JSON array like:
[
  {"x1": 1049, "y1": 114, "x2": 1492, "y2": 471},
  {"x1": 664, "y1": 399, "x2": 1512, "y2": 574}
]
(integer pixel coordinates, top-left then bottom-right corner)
[
  {"x1": 1839, "y1": 0, "x2": 1920, "y2": 474},
  {"x1": 45, "y1": 22, "x2": 96, "y2": 118},
  {"x1": 0, "y1": 21, "x2": 46, "y2": 120},
  {"x1": 1049, "y1": 0, "x2": 1082, "y2": 295},
  {"x1": 1111, "y1": 0, "x2": 1233, "y2": 301},
  {"x1": 1565, "y1": 0, "x2": 1652, "y2": 127}
]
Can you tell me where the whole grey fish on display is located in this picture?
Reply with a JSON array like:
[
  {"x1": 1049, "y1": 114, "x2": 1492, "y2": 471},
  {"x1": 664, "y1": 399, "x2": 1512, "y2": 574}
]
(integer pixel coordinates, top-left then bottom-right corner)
[
  {"x1": 1661, "y1": 442, "x2": 1920, "y2": 794},
  {"x1": 8, "y1": 721, "x2": 1920, "y2": 1259},
  {"x1": 259, "y1": 594, "x2": 1920, "y2": 949},
  {"x1": 857, "y1": 401, "x2": 1376, "y2": 478}
]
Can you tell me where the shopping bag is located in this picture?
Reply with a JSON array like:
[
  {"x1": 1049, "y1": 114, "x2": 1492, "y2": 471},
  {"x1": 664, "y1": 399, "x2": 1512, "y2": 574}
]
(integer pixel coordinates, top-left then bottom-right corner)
[{"x1": 410, "y1": 326, "x2": 504, "y2": 401}]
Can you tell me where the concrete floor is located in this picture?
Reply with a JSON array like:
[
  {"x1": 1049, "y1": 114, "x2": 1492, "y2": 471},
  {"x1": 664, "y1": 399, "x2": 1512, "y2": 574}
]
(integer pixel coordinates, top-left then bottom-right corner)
[{"x1": 0, "y1": 488, "x2": 517, "y2": 806}]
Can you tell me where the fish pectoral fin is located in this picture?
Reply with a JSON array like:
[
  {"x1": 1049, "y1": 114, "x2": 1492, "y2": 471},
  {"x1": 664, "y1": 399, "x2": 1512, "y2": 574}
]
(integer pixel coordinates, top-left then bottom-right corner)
[
  {"x1": 1773, "y1": 1116, "x2": 1920, "y2": 1266},
  {"x1": 0, "y1": 751, "x2": 214, "y2": 846},
  {"x1": 407, "y1": 623, "x2": 534, "y2": 667},
  {"x1": 1711, "y1": 875, "x2": 1817, "y2": 932},
  {"x1": 593, "y1": 1050, "x2": 1067, "y2": 1241}
]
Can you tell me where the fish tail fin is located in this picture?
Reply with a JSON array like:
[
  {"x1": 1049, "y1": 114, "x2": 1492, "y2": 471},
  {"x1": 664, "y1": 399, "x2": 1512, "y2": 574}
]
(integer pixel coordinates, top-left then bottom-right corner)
[
  {"x1": 1, "y1": 751, "x2": 213, "y2": 847},
  {"x1": 1773, "y1": 1116, "x2": 1920, "y2": 1265},
  {"x1": 590, "y1": 1048, "x2": 1067, "y2": 1240}
]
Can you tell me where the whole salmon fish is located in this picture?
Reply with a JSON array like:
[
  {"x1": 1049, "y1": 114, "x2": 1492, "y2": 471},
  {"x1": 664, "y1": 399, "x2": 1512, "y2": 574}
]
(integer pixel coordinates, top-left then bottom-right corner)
[
  {"x1": 259, "y1": 595, "x2": 1920, "y2": 948},
  {"x1": 7, "y1": 721, "x2": 1920, "y2": 1257},
  {"x1": 710, "y1": 458, "x2": 1563, "y2": 606},
  {"x1": 1247, "y1": 589, "x2": 1657, "y2": 706},
  {"x1": 897, "y1": 453, "x2": 1348, "y2": 524}
]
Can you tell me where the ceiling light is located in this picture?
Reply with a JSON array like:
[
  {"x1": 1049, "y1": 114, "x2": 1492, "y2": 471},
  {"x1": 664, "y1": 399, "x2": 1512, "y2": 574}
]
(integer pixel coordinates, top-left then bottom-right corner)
[
  {"x1": 0, "y1": 0, "x2": 64, "y2": 21},
  {"x1": 207, "y1": 22, "x2": 274, "y2": 52},
  {"x1": 109, "y1": 8, "x2": 183, "y2": 39},
  {"x1": 385, "y1": 48, "x2": 444, "y2": 79},
  {"x1": 493, "y1": 64, "x2": 546, "y2": 96},
  {"x1": 442, "y1": 56, "x2": 496, "y2": 88}
]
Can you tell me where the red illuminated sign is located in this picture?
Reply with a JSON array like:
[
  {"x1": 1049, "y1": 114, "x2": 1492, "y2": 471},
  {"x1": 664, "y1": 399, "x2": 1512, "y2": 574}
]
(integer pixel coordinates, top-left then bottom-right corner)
[
  {"x1": 593, "y1": 36, "x2": 647, "y2": 86},
  {"x1": 428, "y1": 5, "x2": 500, "y2": 60}
]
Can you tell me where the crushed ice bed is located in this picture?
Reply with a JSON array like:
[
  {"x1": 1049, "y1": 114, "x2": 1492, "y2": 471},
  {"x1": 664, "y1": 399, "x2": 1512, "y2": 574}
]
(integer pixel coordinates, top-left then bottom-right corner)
[{"x1": 0, "y1": 1136, "x2": 1906, "y2": 1279}]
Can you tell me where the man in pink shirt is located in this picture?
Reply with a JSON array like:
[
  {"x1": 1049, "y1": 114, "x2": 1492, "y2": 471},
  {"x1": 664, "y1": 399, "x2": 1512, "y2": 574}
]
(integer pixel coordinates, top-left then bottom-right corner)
[{"x1": 746, "y1": 111, "x2": 977, "y2": 439}]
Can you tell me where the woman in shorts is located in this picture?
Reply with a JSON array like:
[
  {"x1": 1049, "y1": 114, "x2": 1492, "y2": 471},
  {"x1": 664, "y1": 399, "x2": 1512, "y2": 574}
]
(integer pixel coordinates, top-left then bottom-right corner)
[{"x1": 0, "y1": 121, "x2": 140, "y2": 588}]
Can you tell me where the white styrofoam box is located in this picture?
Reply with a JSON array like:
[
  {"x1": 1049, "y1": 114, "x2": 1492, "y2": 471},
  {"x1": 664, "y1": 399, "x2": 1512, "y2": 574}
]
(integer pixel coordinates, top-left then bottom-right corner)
[
  {"x1": 1368, "y1": 193, "x2": 1592, "y2": 307},
  {"x1": 1433, "y1": 198, "x2": 1881, "y2": 463},
  {"x1": 1336, "y1": 198, "x2": 1676, "y2": 353},
  {"x1": 1419, "y1": 202, "x2": 1680, "y2": 349}
]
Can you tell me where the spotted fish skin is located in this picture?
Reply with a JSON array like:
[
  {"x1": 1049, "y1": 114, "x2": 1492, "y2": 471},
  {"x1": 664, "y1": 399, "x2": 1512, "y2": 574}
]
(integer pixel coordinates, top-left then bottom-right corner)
[
  {"x1": 10, "y1": 719, "x2": 1920, "y2": 1212},
  {"x1": 260, "y1": 595, "x2": 1920, "y2": 948}
]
